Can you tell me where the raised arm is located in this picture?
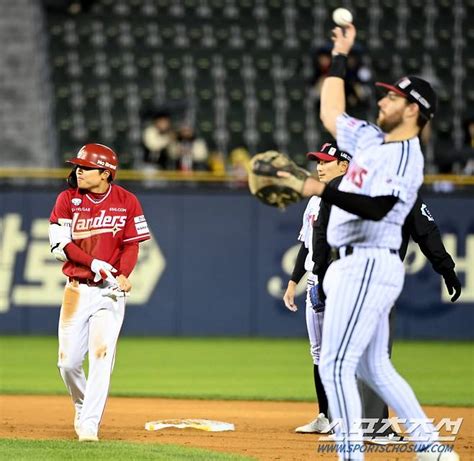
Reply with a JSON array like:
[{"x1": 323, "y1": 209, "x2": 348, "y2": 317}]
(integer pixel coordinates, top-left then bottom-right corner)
[{"x1": 320, "y1": 24, "x2": 357, "y2": 137}]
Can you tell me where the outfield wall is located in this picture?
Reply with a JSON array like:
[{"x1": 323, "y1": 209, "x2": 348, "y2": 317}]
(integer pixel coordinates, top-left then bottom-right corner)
[{"x1": 1, "y1": 188, "x2": 473, "y2": 339}]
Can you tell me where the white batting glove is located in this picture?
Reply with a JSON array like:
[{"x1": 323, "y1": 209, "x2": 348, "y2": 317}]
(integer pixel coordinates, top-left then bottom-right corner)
[
  {"x1": 101, "y1": 287, "x2": 130, "y2": 301},
  {"x1": 91, "y1": 259, "x2": 117, "y2": 283}
]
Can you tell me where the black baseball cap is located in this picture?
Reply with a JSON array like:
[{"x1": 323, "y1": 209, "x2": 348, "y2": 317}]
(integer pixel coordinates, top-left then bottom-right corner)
[
  {"x1": 307, "y1": 142, "x2": 352, "y2": 162},
  {"x1": 375, "y1": 76, "x2": 437, "y2": 120}
]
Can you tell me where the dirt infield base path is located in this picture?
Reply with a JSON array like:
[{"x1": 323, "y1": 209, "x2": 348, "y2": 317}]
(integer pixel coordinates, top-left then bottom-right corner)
[{"x1": 1, "y1": 396, "x2": 472, "y2": 460}]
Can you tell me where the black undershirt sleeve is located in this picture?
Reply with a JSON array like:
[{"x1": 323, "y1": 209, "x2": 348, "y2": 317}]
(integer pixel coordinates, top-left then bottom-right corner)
[
  {"x1": 312, "y1": 199, "x2": 332, "y2": 302},
  {"x1": 312, "y1": 197, "x2": 331, "y2": 278},
  {"x1": 290, "y1": 242, "x2": 308, "y2": 283},
  {"x1": 321, "y1": 186, "x2": 398, "y2": 221},
  {"x1": 416, "y1": 231, "x2": 455, "y2": 275},
  {"x1": 311, "y1": 175, "x2": 343, "y2": 303},
  {"x1": 312, "y1": 176, "x2": 342, "y2": 281},
  {"x1": 404, "y1": 196, "x2": 455, "y2": 274}
]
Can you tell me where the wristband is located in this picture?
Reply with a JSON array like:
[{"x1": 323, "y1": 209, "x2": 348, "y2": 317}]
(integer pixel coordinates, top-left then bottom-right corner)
[{"x1": 328, "y1": 54, "x2": 348, "y2": 79}]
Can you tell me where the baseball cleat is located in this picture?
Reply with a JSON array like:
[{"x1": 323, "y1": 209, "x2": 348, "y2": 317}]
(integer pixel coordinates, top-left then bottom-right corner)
[
  {"x1": 78, "y1": 428, "x2": 99, "y2": 442},
  {"x1": 414, "y1": 444, "x2": 460, "y2": 460},
  {"x1": 295, "y1": 413, "x2": 330, "y2": 433}
]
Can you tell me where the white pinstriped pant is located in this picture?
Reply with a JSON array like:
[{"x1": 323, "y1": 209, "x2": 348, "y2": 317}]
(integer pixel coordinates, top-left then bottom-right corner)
[
  {"x1": 305, "y1": 273, "x2": 324, "y2": 365},
  {"x1": 320, "y1": 247, "x2": 437, "y2": 460}
]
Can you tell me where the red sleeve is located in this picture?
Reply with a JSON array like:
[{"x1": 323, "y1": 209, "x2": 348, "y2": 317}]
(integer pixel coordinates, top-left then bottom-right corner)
[
  {"x1": 116, "y1": 242, "x2": 139, "y2": 277},
  {"x1": 50, "y1": 190, "x2": 72, "y2": 223},
  {"x1": 123, "y1": 194, "x2": 151, "y2": 244},
  {"x1": 64, "y1": 242, "x2": 94, "y2": 267}
]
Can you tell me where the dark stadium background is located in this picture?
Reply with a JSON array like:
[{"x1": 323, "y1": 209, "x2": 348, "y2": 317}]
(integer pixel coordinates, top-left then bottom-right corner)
[{"x1": 0, "y1": 0, "x2": 473, "y2": 339}]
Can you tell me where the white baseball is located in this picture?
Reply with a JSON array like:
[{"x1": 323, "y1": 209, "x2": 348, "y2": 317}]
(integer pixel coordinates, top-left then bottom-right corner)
[{"x1": 332, "y1": 8, "x2": 353, "y2": 27}]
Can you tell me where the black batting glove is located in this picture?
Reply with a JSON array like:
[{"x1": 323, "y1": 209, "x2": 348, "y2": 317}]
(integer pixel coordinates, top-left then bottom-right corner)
[{"x1": 442, "y1": 269, "x2": 461, "y2": 302}]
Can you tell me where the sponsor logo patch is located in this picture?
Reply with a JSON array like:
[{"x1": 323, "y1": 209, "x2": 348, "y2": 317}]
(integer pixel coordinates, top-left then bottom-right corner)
[
  {"x1": 72, "y1": 198, "x2": 82, "y2": 206},
  {"x1": 398, "y1": 78, "x2": 411, "y2": 89},
  {"x1": 96, "y1": 159, "x2": 117, "y2": 169},
  {"x1": 134, "y1": 215, "x2": 147, "y2": 223},
  {"x1": 135, "y1": 218, "x2": 149, "y2": 235},
  {"x1": 421, "y1": 203, "x2": 434, "y2": 222}
]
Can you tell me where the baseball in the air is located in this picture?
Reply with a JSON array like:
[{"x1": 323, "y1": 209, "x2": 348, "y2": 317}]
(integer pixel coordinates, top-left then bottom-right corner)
[{"x1": 332, "y1": 8, "x2": 353, "y2": 27}]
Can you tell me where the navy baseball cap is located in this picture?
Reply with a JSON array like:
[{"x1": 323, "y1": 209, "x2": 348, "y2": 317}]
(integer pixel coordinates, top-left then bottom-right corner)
[
  {"x1": 375, "y1": 75, "x2": 437, "y2": 120},
  {"x1": 307, "y1": 142, "x2": 352, "y2": 162}
]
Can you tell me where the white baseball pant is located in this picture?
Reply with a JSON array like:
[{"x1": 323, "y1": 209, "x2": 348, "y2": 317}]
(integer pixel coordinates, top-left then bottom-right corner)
[
  {"x1": 320, "y1": 247, "x2": 437, "y2": 460},
  {"x1": 57, "y1": 280, "x2": 125, "y2": 435},
  {"x1": 305, "y1": 273, "x2": 324, "y2": 365}
]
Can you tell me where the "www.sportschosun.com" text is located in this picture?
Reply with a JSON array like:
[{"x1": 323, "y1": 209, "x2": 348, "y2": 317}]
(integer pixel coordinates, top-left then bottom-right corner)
[{"x1": 317, "y1": 444, "x2": 455, "y2": 454}]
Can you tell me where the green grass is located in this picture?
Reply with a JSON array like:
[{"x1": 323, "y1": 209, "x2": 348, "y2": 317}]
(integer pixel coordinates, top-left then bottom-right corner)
[
  {"x1": 0, "y1": 337, "x2": 472, "y2": 406},
  {"x1": 0, "y1": 439, "x2": 255, "y2": 460}
]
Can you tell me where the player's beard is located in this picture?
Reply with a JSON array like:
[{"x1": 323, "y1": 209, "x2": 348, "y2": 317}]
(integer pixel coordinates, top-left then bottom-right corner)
[{"x1": 377, "y1": 109, "x2": 404, "y2": 133}]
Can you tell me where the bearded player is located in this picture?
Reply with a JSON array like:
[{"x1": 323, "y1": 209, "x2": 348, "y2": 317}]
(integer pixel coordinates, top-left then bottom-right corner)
[{"x1": 48, "y1": 144, "x2": 150, "y2": 442}]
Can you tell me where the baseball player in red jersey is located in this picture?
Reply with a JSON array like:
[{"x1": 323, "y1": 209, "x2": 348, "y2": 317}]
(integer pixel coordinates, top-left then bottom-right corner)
[{"x1": 48, "y1": 144, "x2": 150, "y2": 442}]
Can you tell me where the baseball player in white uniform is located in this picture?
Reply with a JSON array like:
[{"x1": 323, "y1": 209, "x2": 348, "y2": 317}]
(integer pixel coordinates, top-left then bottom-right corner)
[
  {"x1": 49, "y1": 144, "x2": 150, "y2": 442},
  {"x1": 281, "y1": 24, "x2": 458, "y2": 461},
  {"x1": 283, "y1": 143, "x2": 351, "y2": 434}
]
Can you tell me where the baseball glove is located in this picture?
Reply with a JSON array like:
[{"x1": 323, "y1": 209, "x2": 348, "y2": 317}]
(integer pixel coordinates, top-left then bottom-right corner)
[
  {"x1": 309, "y1": 284, "x2": 325, "y2": 313},
  {"x1": 248, "y1": 151, "x2": 310, "y2": 209}
]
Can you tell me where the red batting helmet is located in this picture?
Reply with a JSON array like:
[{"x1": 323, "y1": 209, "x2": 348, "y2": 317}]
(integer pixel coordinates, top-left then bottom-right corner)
[{"x1": 66, "y1": 143, "x2": 118, "y2": 180}]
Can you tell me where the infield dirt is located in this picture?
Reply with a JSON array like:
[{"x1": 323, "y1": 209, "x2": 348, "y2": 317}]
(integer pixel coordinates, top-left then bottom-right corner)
[{"x1": 1, "y1": 395, "x2": 472, "y2": 460}]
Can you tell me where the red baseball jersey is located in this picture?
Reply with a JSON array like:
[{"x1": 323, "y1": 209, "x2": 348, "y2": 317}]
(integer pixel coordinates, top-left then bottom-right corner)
[{"x1": 50, "y1": 184, "x2": 150, "y2": 279}]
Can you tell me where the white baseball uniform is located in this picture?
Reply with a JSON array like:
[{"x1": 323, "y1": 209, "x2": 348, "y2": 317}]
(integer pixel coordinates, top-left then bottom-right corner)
[
  {"x1": 319, "y1": 114, "x2": 437, "y2": 459},
  {"x1": 49, "y1": 184, "x2": 150, "y2": 437},
  {"x1": 297, "y1": 196, "x2": 323, "y2": 364}
]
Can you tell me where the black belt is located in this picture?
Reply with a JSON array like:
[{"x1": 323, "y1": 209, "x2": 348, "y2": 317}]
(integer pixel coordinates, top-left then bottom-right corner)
[{"x1": 331, "y1": 246, "x2": 398, "y2": 260}]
